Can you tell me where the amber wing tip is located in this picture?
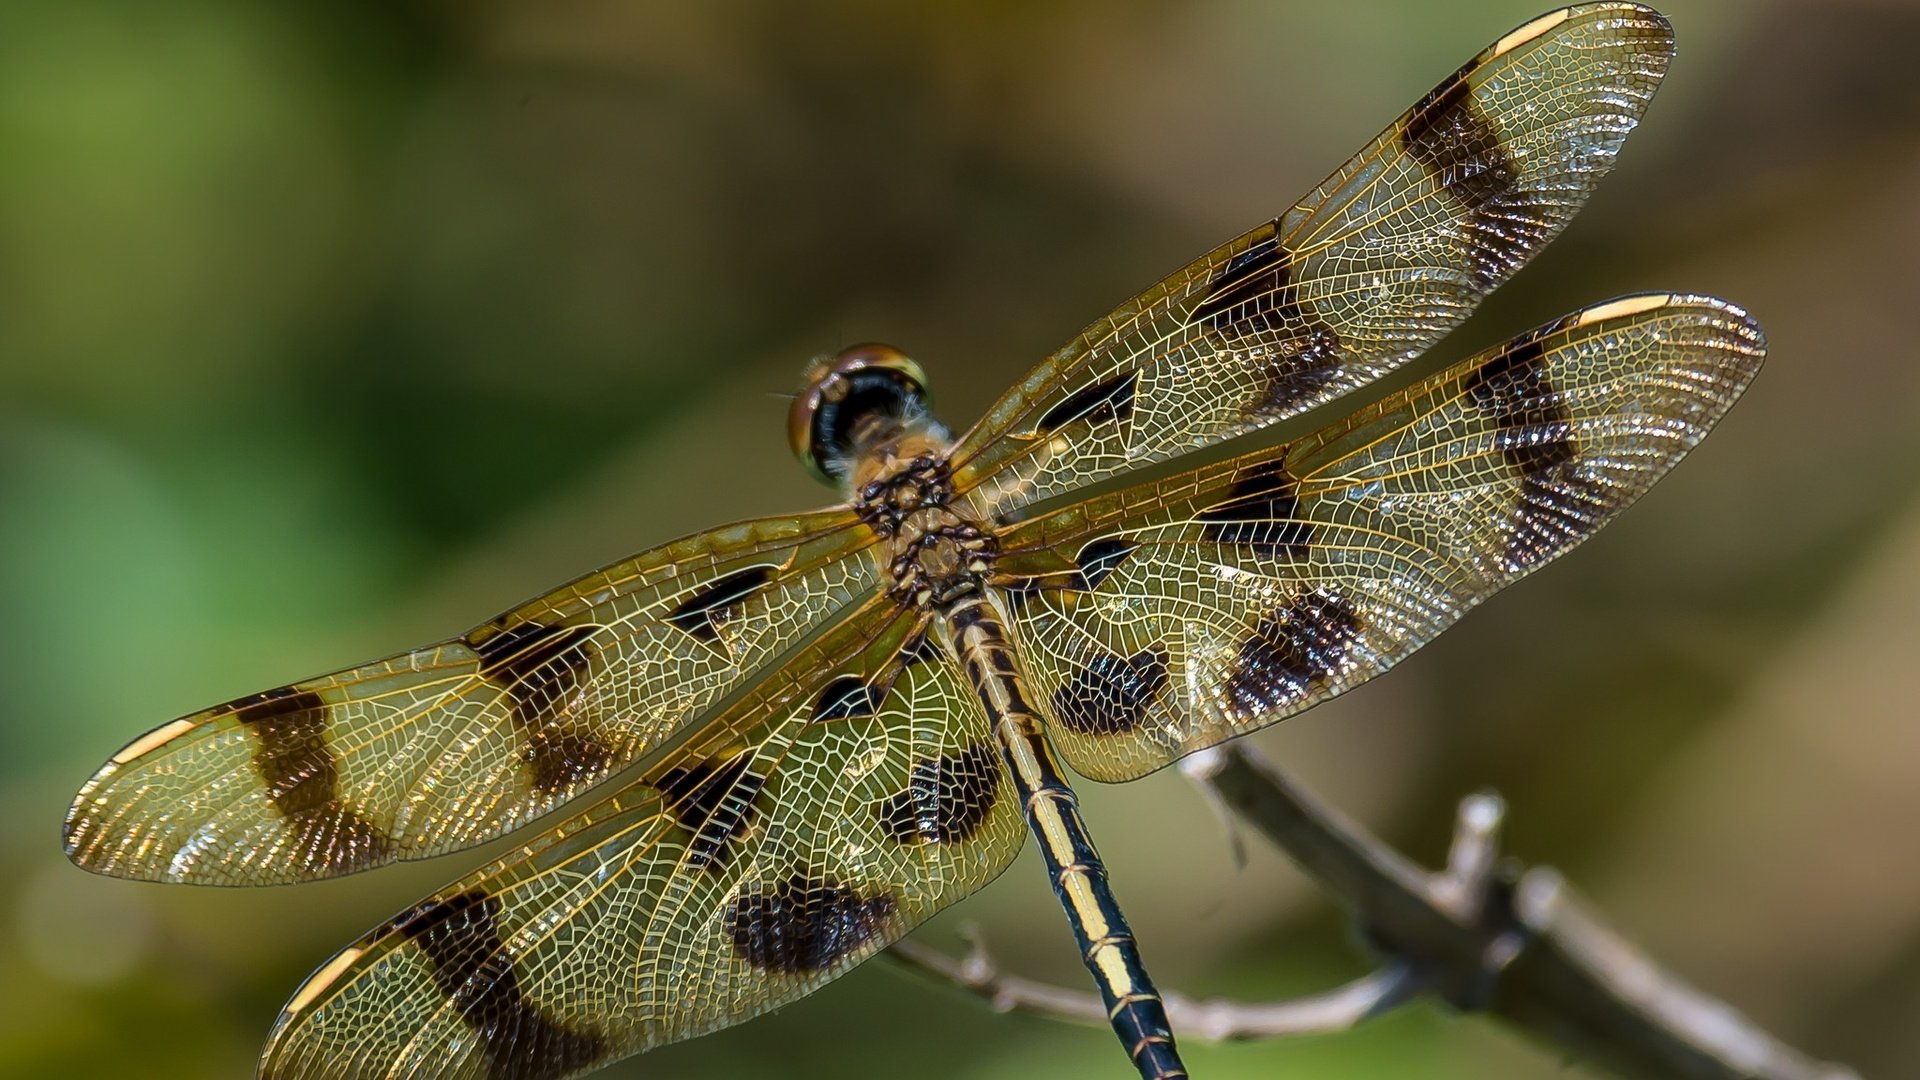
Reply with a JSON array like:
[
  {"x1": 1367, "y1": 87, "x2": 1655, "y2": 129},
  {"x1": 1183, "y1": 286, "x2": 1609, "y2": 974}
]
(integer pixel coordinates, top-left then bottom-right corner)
[{"x1": 61, "y1": 768, "x2": 113, "y2": 874}]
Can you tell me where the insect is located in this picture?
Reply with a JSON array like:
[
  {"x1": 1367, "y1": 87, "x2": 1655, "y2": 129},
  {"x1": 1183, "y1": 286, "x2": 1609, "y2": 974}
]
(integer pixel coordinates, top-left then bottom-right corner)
[{"x1": 64, "y1": 4, "x2": 1763, "y2": 1078}]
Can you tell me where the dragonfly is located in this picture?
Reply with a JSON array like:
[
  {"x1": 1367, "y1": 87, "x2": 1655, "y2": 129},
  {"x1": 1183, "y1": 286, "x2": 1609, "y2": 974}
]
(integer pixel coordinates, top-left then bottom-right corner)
[{"x1": 64, "y1": 4, "x2": 1764, "y2": 1078}]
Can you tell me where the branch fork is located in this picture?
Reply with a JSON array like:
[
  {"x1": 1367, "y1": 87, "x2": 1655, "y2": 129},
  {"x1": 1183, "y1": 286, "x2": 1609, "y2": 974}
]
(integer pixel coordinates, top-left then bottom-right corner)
[{"x1": 884, "y1": 743, "x2": 1858, "y2": 1080}]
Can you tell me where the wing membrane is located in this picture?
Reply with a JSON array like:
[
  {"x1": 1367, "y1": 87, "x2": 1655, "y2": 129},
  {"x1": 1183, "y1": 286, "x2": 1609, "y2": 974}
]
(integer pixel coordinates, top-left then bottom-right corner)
[
  {"x1": 65, "y1": 510, "x2": 884, "y2": 885},
  {"x1": 953, "y1": 2, "x2": 1675, "y2": 516},
  {"x1": 991, "y1": 294, "x2": 1764, "y2": 781},
  {"x1": 257, "y1": 608, "x2": 1023, "y2": 1080}
]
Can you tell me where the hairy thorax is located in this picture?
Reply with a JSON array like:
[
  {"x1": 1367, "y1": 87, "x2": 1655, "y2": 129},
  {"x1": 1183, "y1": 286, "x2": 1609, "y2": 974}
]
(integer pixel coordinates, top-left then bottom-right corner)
[{"x1": 851, "y1": 431, "x2": 996, "y2": 608}]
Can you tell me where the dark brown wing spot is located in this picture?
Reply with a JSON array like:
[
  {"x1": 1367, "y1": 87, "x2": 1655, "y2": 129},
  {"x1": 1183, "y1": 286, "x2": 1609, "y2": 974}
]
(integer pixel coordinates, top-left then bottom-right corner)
[
  {"x1": 1465, "y1": 336, "x2": 1613, "y2": 570},
  {"x1": 725, "y1": 873, "x2": 897, "y2": 973},
  {"x1": 1075, "y1": 537, "x2": 1136, "y2": 591},
  {"x1": 1034, "y1": 369, "x2": 1138, "y2": 434},
  {"x1": 656, "y1": 754, "x2": 768, "y2": 871},
  {"x1": 873, "y1": 742, "x2": 1001, "y2": 844},
  {"x1": 1188, "y1": 225, "x2": 1343, "y2": 413},
  {"x1": 1197, "y1": 461, "x2": 1313, "y2": 559},
  {"x1": 809, "y1": 675, "x2": 885, "y2": 723},
  {"x1": 472, "y1": 621, "x2": 611, "y2": 797},
  {"x1": 1253, "y1": 326, "x2": 1342, "y2": 416},
  {"x1": 1403, "y1": 61, "x2": 1542, "y2": 290},
  {"x1": 1050, "y1": 647, "x2": 1170, "y2": 736},
  {"x1": 392, "y1": 891, "x2": 604, "y2": 1080},
  {"x1": 229, "y1": 688, "x2": 391, "y2": 875},
  {"x1": 1191, "y1": 227, "x2": 1291, "y2": 331},
  {"x1": 665, "y1": 566, "x2": 774, "y2": 644},
  {"x1": 521, "y1": 731, "x2": 614, "y2": 799},
  {"x1": 997, "y1": 537, "x2": 1137, "y2": 615},
  {"x1": 1224, "y1": 590, "x2": 1361, "y2": 722},
  {"x1": 230, "y1": 689, "x2": 336, "y2": 818}
]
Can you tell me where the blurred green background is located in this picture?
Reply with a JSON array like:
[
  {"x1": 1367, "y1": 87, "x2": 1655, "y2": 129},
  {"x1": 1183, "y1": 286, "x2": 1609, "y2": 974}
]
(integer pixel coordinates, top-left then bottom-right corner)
[{"x1": 3, "y1": 0, "x2": 1917, "y2": 1077}]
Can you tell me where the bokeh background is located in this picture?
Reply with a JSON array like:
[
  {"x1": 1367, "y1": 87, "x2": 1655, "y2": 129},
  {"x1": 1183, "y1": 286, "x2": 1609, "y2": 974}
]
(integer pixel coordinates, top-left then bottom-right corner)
[{"x1": 3, "y1": 0, "x2": 1917, "y2": 1077}]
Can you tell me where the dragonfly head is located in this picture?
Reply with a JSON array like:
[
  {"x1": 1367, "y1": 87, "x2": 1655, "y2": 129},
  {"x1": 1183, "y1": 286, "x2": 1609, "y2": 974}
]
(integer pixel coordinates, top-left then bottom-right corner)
[{"x1": 790, "y1": 343, "x2": 937, "y2": 488}]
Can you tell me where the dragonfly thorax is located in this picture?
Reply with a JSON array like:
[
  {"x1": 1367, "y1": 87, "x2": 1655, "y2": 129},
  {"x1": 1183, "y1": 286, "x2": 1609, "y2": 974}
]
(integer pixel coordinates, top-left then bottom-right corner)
[
  {"x1": 791, "y1": 343, "x2": 993, "y2": 606},
  {"x1": 854, "y1": 450, "x2": 997, "y2": 607}
]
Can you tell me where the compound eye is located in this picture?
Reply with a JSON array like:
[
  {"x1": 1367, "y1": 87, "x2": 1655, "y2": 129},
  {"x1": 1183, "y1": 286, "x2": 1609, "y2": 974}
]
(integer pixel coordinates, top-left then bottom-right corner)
[{"x1": 788, "y1": 343, "x2": 930, "y2": 485}]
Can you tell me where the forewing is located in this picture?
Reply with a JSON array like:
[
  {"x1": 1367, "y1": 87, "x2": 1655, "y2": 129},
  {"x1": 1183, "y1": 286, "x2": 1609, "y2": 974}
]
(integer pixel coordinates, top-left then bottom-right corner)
[
  {"x1": 66, "y1": 510, "x2": 885, "y2": 885},
  {"x1": 953, "y1": 3, "x2": 1675, "y2": 515},
  {"x1": 992, "y1": 294, "x2": 1764, "y2": 781},
  {"x1": 256, "y1": 608, "x2": 1023, "y2": 1080}
]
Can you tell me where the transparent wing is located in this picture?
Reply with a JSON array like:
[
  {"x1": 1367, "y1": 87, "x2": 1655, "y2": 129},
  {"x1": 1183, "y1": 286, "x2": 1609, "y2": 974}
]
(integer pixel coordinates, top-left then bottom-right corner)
[
  {"x1": 953, "y1": 3, "x2": 1675, "y2": 516},
  {"x1": 66, "y1": 510, "x2": 885, "y2": 885},
  {"x1": 256, "y1": 608, "x2": 1023, "y2": 1080},
  {"x1": 990, "y1": 294, "x2": 1764, "y2": 781}
]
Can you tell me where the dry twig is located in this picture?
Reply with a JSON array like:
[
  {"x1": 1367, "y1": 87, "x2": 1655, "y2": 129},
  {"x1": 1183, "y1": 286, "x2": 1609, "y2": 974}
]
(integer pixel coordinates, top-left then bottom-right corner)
[{"x1": 882, "y1": 742, "x2": 1859, "y2": 1080}]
